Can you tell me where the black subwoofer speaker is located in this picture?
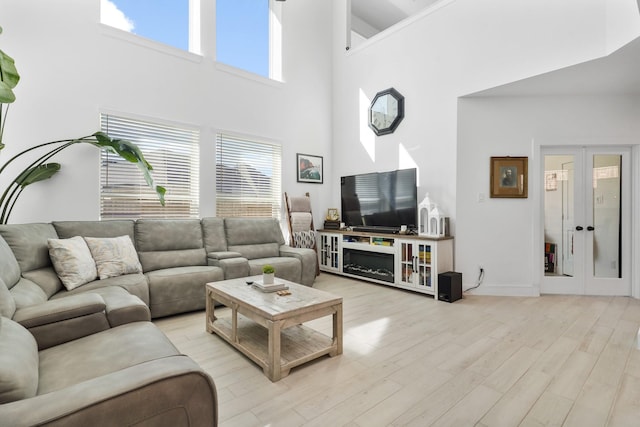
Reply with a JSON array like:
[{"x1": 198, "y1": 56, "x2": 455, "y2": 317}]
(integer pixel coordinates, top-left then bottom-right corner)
[{"x1": 438, "y1": 271, "x2": 462, "y2": 303}]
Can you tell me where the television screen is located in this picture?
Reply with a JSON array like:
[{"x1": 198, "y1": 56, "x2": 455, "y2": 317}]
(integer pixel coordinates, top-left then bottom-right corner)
[{"x1": 341, "y1": 168, "x2": 417, "y2": 231}]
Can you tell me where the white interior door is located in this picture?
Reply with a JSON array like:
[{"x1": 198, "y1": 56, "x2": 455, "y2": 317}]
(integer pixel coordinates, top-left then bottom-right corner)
[{"x1": 542, "y1": 147, "x2": 630, "y2": 296}]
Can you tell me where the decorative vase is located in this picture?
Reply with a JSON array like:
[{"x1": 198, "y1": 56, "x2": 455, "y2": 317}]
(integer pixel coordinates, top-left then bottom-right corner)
[{"x1": 263, "y1": 273, "x2": 275, "y2": 285}]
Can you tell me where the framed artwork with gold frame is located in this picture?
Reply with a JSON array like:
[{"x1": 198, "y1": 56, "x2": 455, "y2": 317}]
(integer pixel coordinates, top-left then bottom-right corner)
[{"x1": 490, "y1": 156, "x2": 528, "y2": 198}]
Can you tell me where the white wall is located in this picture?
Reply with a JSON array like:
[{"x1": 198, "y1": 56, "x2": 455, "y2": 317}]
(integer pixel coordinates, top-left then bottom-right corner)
[
  {"x1": 0, "y1": 0, "x2": 333, "y2": 228},
  {"x1": 457, "y1": 95, "x2": 640, "y2": 294},
  {"x1": 331, "y1": 0, "x2": 640, "y2": 294}
]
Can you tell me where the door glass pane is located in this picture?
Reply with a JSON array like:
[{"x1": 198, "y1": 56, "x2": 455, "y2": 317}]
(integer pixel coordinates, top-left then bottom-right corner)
[
  {"x1": 592, "y1": 155, "x2": 621, "y2": 278},
  {"x1": 544, "y1": 155, "x2": 574, "y2": 277}
]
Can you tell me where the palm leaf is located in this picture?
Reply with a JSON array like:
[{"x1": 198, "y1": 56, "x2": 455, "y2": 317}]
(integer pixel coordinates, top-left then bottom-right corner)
[
  {"x1": 91, "y1": 131, "x2": 166, "y2": 205},
  {"x1": 0, "y1": 48, "x2": 20, "y2": 103},
  {"x1": 0, "y1": 80, "x2": 15, "y2": 103},
  {"x1": 15, "y1": 163, "x2": 61, "y2": 187}
]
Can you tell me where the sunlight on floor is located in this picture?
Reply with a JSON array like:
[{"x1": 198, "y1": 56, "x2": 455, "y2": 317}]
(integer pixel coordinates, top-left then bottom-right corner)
[{"x1": 345, "y1": 317, "x2": 390, "y2": 355}]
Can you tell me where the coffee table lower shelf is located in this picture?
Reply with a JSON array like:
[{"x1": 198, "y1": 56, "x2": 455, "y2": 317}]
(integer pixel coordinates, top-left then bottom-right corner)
[{"x1": 208, "y1": 313, "x2": 338, "y2": 381}]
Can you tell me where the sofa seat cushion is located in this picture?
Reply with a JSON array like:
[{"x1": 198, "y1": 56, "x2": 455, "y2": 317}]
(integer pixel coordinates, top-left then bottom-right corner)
[
  {"x1": 49, "y1": 284, "x2": 150, "y2": 326},
  {"x1": 37, "y1": 321, "x2": 180, "y2": 395},
  {"x1": 145, "y1": 266, "x2": 223, "y2": 318},
  {"x1": 88, "y1": 286, "x2": 150, "y2": 327},
  {"x1": 0, "y1": 317, "x2": 39, "y2": 403},
  {"x1": 248, "y1": 257, "x2": 301, "y2": 284},
  {"x1": 216, "y1": 257, "x2": 249, "y2": 280},
  {"x1": 51, "y1": 273, "x2": 150, "y2": 306},
  {"x1": 228, "y1": 243, "x2": 280, "y2": 260}
]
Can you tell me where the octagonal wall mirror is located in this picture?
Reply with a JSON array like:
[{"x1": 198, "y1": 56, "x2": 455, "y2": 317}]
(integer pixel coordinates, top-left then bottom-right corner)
[{"x1": 368, "y1": 88, "x2": 405, "y2": 136}]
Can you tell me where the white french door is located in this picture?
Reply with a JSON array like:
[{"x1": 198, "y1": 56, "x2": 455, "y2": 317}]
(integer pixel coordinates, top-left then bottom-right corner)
[{"x1": 541, "y1": 146, "x2": 631, "y2": 296}]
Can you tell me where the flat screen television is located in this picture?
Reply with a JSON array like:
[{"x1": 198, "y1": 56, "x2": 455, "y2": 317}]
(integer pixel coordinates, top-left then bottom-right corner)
[{"x1": 340, "y1": 168, "x2": 417, "y2": 233}]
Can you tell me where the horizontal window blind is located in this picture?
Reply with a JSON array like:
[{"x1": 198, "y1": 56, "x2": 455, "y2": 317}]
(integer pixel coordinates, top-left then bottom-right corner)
[
  {"x1": 216, "y1": 133, "x2": 281, "y2": 219},
  {"x1": 100, "y1": 114, "x2": 200, "y2": 219}
]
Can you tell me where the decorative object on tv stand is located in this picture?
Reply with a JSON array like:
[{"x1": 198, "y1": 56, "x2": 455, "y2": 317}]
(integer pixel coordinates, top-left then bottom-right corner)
[
  {"x1": 323, "y1": 207, "x2": 340, "y2": 230},
  {"x1": 262, "y1": 264, "x2": 275, "y2": 285},
  {"x1": 418, "y1": 193, "x2": 433, "y2": 236},
  {"x1": 418, "y1": 193, "x2": 448, "y2": 237},
  {"x1": 428, "y1": 204, "x2": 448, "y2": 237},
  {"x1": 368, "y1": 88, "x2": 405, "y2": 136},
  {"x1": 326, "y1": 208, "x2": 339, "y2": 221}
]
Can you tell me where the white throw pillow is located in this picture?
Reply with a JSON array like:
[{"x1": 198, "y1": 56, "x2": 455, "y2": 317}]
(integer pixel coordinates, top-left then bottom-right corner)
[
  {"x1": 84, "y1": 235, "x2": 142, "y2": 279},
  {"x1": 48, "y1": 236, "x2": 98, "y2": 290}
]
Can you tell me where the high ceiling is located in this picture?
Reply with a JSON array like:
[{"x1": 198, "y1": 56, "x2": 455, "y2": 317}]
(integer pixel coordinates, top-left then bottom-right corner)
[
  {"x1": 351, "y1": 0, "x2": 441, "y2": 35},
  {"x1": 468, "y1": 36, "x2": 640, "y2": 97}
]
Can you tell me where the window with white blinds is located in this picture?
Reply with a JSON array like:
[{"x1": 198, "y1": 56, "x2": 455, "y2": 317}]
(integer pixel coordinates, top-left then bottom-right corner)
[
  {"x1": 216, "y1": 134, "x2": 281, "y2": 219},
  {"x1": 100, "y1": 114, "x2": 200, "y2": 219}
]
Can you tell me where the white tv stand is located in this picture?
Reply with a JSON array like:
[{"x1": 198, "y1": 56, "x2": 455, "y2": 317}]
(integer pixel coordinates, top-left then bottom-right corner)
[{"x1": 317, "y1": 229, "x2": 454, "y2": 297}]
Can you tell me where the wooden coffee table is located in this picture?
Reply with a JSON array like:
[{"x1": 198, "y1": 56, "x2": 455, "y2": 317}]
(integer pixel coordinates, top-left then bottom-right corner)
[{"x1": 205, "y1": 276, "x2": 343, "y2": 382}]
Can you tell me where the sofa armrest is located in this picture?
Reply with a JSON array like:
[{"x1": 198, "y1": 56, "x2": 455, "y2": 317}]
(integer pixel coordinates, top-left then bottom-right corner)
[
  {"x1": 13, "y1": 294, "x2": 110, "y2": 350},
  {"x1": 0, "y1": 356, "x2": 218, "y2": 427},
  {"x1": 279, "y1": 245, "x2": 318, "y2": 286},
  {"x1": 13, "y1": 293, "x2": 105, "y2": 328}
]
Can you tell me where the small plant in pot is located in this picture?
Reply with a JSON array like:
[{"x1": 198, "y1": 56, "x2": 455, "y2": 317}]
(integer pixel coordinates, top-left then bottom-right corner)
[{"x1": 262, "y1": 265, "x2": 275, "y2": 285}]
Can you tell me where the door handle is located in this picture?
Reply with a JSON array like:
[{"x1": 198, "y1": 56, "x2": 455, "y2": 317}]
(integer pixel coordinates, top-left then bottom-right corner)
[
  {"x1": 587, "y1": 226, "x2": 595, "y2": 231},
  {"x1": 576, "y1": 226, "x2": 584, "y2": 231}
]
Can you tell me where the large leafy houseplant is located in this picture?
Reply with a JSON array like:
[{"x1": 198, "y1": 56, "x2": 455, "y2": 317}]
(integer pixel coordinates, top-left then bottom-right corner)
[{"x1": 0, "y1": 25, "x2": 165, "y2": 224}]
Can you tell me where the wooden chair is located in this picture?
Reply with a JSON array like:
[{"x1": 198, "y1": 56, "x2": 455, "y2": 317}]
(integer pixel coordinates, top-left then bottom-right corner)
[{"x1": 284, "y1": 192, "x2": 319, "y2": 275}]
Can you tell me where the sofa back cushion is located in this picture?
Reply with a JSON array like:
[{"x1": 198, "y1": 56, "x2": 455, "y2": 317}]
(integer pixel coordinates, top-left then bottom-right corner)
[
  {"x1": 0, "y1": 316, "x2": 39, "y2": 403},
  {"x1": 0, "y1": 234, "x2": 21, "y2": 290},
  {"x1": 135, "y1": 219, "x2": 206, "y2": 271},
  {"x1": 10, "y1": 278, "x2": 49, "y2": 309},
  {"x1": 53, "y1": 220, "x2": 135, "y2": 241},
  {"x1": 0, "y1": 278, "x2": 16, "y2": 319},
  {"x1": 0, "y1": 223, "x2": 58, "y2": 273},
  {"x1": 201, "y1": 217, "x2": 227, "y2": 252},
  {"x1": 224, "y1": 218, "x2": 285, "y2": 260}
]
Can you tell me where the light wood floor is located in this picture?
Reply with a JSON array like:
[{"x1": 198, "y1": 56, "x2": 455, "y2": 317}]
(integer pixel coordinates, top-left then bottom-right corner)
[{"x1": 154, "y1": 273, "x2": 640, "y2": 426}]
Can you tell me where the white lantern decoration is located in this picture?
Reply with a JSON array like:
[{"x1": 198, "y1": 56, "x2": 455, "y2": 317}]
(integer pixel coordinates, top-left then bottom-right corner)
[
  {"x1": 418, "y1": 193, "x2": 433, "y2": 236},
  {"x1": 428, "y1": 204, "x2": 447, "y2": 237}
]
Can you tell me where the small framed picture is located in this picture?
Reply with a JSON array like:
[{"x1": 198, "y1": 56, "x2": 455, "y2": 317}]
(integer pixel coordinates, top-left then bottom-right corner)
[
  {"x1": 327, "y1": 208, "x2": 339, "y2": 221},
  {"x1": 490, "y1": 156, "x2": 528, "y2": 198},
  {"x1": 297, "y1": 153, "x2": 323, "y2": 184}
]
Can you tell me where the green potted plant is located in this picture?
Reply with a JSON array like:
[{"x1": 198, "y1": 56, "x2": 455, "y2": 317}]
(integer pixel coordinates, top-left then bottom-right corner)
[
  {"x1": 0, "y1": 25, "x2": 165, "y2": 224},
  {"x1": 262, "y1": 264, "x2": 275, "y2": 285}
]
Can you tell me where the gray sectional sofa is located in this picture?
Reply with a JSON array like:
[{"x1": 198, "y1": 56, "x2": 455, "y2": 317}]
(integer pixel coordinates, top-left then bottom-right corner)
[{"x1": 0, "y1": 216, "x2": 317, "y2": 426}]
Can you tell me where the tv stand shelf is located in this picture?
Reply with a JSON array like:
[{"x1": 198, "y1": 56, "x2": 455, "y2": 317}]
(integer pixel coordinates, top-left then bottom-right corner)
[{"x1": 318, "y1": 229, "x2": 454, "y2": 297}]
